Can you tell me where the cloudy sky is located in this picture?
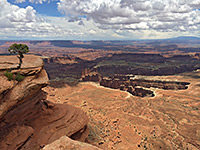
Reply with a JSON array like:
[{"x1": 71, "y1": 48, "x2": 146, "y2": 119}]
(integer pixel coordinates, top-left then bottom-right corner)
[{"x1": 1, "y1": 0, "x2": 200, "y2": 40}]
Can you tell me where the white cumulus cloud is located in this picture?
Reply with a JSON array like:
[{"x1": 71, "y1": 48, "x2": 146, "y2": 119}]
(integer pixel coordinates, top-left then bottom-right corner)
[
  {"x1": 0, "y1": 0, "x2": 83, "y2": 39},
  {"x1": 15, "y1": 0, "x2": 58, "y2": 4},
  {"x1": 57, "y1": 0, "x2": 200, "y2": 32},
  {"x1": 2, "y1": 0, "x2": 200, "y2": 40}
]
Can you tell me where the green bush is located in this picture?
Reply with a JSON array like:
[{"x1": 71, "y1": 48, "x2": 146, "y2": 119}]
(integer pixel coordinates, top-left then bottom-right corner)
[
  {"x1": 4, "y1": 71, "x2": 13, "y2": 81},
  {"x1": 15, "y1": 73, "x2": 25, "y2": 82}
]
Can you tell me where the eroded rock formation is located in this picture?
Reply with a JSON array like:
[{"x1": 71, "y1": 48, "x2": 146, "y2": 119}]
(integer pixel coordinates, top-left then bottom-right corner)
[
  {"x1": 42, "y1": 136, "x2": 102, "y2": 150},
  {"x1": 100, "y1": 76, "x2": 190, "y2": 97},
  {"x1": 81, "y1": 68, "x2": 101, "y2": 82},
  {"x1": 0, "y1": 55, "x2": 89, "y2": 150},
  {"x1": 82, "y1": 72, "x2": 190, "y2": 97},
  {"x1": 43, "y1": 56, "x2": 80, "y2": 65},
  {"x1": 100, "y1": 77, "x2": 155, "y2": 97}
]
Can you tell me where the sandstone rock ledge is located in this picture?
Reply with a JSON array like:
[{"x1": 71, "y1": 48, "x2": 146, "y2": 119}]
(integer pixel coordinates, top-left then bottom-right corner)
[
  {"x1": 42, "y1": 136, "x2": 101, "y2": 150},
  {"x1": 0, "y1": 55, "x2": 91, "y2": 150}
]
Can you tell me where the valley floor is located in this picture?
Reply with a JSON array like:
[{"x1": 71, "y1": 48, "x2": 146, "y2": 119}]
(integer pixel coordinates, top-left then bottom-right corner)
[{"x1": 43, "y1": 71, "x2": 200, "y2": 150}]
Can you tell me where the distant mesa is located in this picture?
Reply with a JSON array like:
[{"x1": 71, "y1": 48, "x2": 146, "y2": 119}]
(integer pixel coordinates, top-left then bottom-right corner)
[
  {"x1": 81, "y1": 68, "x2": 190, "y2": 98},
  {"x1": 41, "y1": 53, "x2": 199, "y2": 88}
]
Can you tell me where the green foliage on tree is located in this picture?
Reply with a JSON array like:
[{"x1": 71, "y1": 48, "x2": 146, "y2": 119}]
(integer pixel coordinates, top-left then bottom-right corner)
[{"x1": 8, "y1": 43, "x2": 29, "y2": 69}]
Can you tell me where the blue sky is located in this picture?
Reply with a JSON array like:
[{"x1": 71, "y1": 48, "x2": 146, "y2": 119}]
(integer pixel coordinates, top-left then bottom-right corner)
[
  {"x1": 1, "y1": 0, "x2": 200, "y2": 40},
  {"x1": 8, "y1": 0, "x2": 63, "y2": 17}
]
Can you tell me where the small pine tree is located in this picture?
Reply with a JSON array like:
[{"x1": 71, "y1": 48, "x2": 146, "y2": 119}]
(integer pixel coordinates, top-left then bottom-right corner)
[{"x1": 8, "y1": 43, "x2": 29, "y2": 69}]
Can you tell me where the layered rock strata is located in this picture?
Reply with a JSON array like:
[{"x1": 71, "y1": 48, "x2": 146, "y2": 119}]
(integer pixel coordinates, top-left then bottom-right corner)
[
  {"x1": 0, "y1": 55, "x2": 89, "y2": 150},
  {"x1": 81, "y1": 74, "x2": 190, "y2": 97}
]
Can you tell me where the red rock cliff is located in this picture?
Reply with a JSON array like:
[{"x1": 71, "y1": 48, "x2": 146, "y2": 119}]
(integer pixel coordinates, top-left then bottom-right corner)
[{"x1": 0, "y1": 55, "x2": 89, "y2": 150}]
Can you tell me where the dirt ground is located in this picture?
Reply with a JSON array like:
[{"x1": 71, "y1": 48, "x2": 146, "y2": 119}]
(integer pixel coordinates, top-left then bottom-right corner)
[{"x1": 43, "y1": 70, "x2": 200, "y2": 150}]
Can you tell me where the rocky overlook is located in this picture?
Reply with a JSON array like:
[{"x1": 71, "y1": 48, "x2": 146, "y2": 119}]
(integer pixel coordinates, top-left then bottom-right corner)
[{"x1": 0, "y1": 55, "x2": 93, "y2": 150}]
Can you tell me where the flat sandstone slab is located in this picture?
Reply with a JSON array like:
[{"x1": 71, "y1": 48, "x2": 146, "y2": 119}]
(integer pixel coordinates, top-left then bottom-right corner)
[{"x1": 0, "y1": 55, "x2": 43, "y2": 70}]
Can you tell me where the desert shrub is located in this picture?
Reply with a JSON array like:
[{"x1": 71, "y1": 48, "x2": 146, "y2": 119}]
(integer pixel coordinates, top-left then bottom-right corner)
[
  {"x1": 4, "y1": 71, "x2": 13, "y2": 81},
  {"x1": 15, "y1": 73, "x2": 25, "y2": 82}
]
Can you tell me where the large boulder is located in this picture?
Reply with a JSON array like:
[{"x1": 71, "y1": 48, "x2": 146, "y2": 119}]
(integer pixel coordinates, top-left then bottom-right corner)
[{"x1": 42, "y1": 136, "x2": 102, "y2": 150}]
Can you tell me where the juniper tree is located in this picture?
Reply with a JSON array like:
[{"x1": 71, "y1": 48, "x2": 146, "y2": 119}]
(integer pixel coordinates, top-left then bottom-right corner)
[{"x1": 8, "y1": 43, "x2": 29, "y2": 69}]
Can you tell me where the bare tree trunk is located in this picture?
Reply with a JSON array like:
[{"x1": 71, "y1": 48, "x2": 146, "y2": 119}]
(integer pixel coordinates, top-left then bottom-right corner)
[{"x1": 17, "y1": 56, "x2": 23, "y2": 69}]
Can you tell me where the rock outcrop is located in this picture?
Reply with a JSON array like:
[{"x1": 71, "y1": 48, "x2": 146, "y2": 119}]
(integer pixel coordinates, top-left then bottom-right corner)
[
  {"x1": 0, "y1": 55, "x2": 89, "y2": 150},
  {"x1": 81, "y1": 69, "x2": 190, "y2": 97},
  {"x1": 99, "y1": 75, "x2": 189, "y2": 97},
  {"x1": 81, "y1": 68, "x2": 101, "y2": 82},
  {"x1": 100, "y1": 77, "x2": 155, "y2": 97},
  {"x1": 81, "y1": 73, "x2": 101, "y2": 82},
  {"x1": 43, "y1": 56, "x2": 79, "y2": 65},
  {"x1": 42, "y1": 136, "x2": 102, "y2": 150}
]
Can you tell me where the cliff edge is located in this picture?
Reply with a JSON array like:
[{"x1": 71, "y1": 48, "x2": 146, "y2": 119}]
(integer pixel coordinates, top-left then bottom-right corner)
[{"x1": 0, "y1": 55, "x2": 90, "y2": 150}]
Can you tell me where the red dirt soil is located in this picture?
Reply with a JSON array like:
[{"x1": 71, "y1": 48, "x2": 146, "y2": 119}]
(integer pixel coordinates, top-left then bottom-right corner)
[{"x1": 43, "y1": 70, "x2": 200, "y2": 150}]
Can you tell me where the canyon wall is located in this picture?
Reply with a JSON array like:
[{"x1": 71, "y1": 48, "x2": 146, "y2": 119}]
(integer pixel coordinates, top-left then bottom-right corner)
[
  {"x1": 81, "y1": 71, "x2": 190, "y2": 97},
  {"x1": 0, "y1": 55, "x2": 91, "y2": 150}
]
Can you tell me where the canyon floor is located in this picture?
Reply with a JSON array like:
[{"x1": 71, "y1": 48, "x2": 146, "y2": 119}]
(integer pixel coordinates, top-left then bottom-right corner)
[
  {"x1": 1, "y1": 41, "x2": 200, "y2": 149},
  {"x1": 43, "y1": 70, "x2": 200, "y2": 150}
]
